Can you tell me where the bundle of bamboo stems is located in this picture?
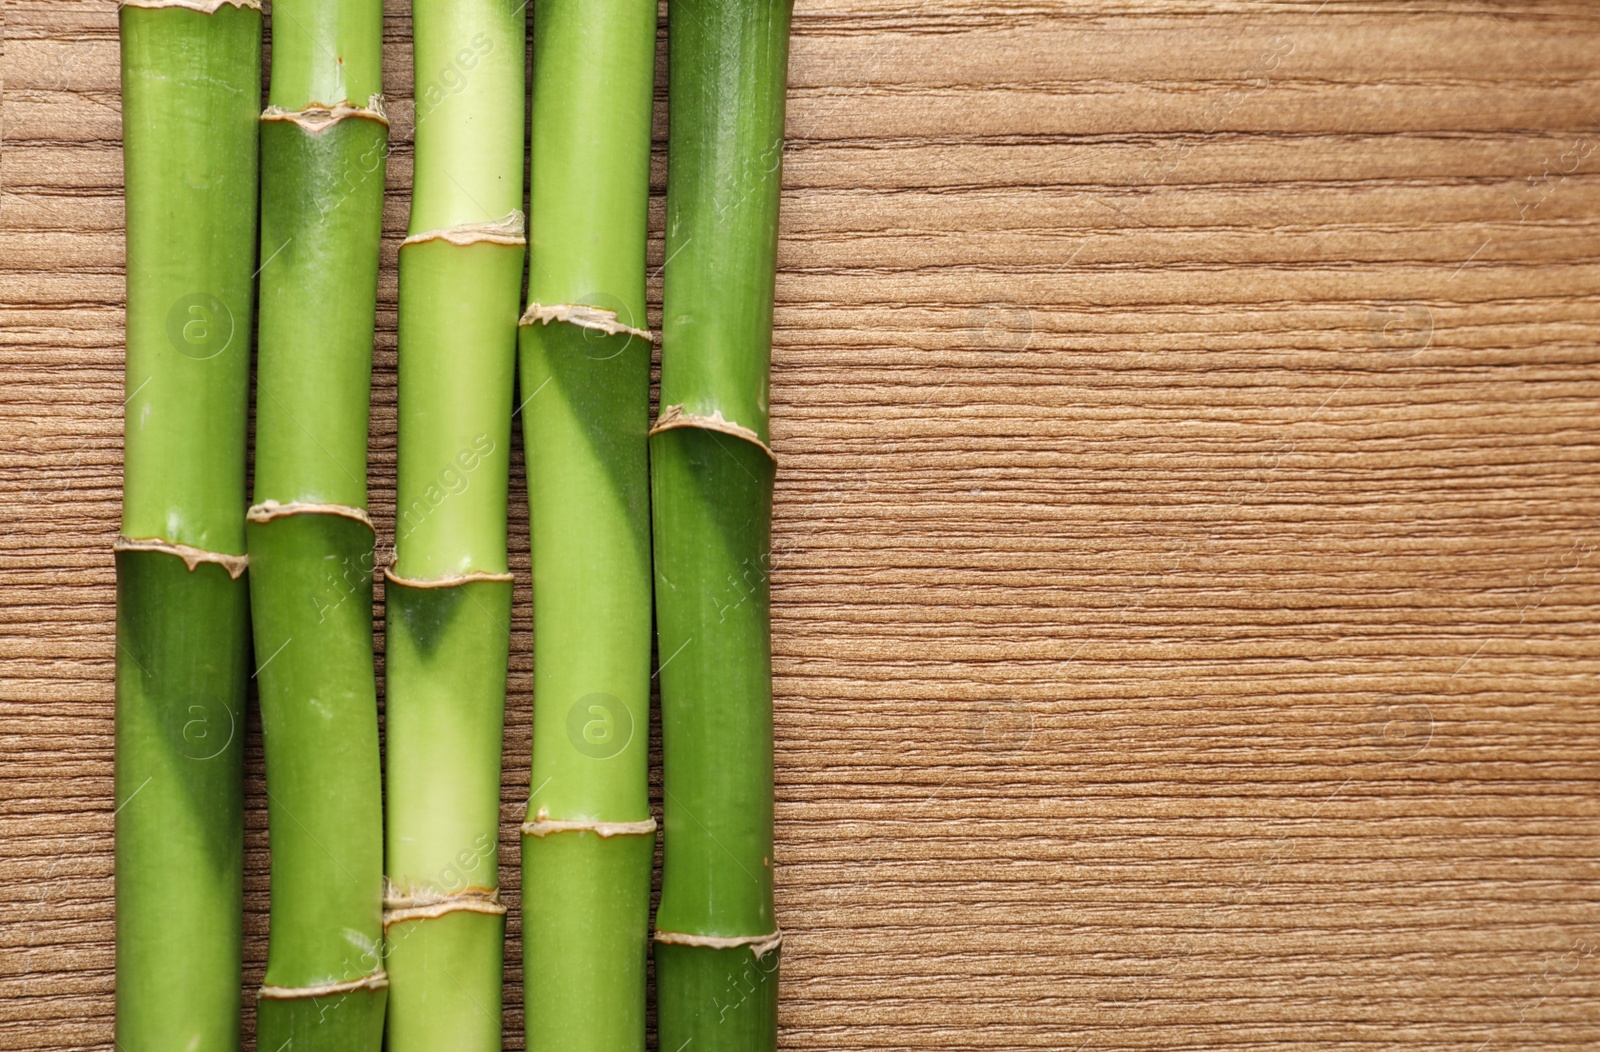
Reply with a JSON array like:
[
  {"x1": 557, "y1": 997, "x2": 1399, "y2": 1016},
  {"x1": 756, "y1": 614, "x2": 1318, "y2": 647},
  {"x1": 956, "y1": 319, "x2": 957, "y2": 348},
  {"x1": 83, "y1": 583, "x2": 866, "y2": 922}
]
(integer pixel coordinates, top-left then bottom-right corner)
[{"x1": 114, "y1": 3, "x2": 794, "y2": 1049}]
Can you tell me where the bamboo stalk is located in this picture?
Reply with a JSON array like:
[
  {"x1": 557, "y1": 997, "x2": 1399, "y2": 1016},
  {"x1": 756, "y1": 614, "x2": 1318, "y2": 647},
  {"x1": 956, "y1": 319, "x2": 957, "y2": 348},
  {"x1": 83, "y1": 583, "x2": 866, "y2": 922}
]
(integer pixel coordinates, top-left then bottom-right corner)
[
  {"x1": 382, "y1": 1, "x2": 524, "y2": 1048},
  {"x1": 517, "y1": 1, "x2": 658, "y2": 1048},
  {"x1": 115, "y1": 2, "x2": 259, "y2": 1049},
  {"x1": 244, "y1": 0, "x2": 389, "y2": 1045},
  {"x1": 650, "y1": 0, "x2": 794, "y2": 1047}
]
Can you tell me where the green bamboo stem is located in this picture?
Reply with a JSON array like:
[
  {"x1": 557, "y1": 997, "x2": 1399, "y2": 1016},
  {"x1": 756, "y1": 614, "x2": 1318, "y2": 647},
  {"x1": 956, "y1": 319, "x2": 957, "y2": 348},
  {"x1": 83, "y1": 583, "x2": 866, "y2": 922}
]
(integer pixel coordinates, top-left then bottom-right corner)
[
  {"x1": 383, "y1": 1, "x2": 524, "y2": 1049},
  {"x1": 651, "y1": 0, "x2": 793, "y2": 1047},
  {"x1": 115, "y1": 2, "x2": 258, "y2": 1050},
  {"x1": 244, "y1": 0, "x2": 388, "y2": 1046},
  {"x1": 518, "y1": 1, "x2": 658, "y2": 1049}
]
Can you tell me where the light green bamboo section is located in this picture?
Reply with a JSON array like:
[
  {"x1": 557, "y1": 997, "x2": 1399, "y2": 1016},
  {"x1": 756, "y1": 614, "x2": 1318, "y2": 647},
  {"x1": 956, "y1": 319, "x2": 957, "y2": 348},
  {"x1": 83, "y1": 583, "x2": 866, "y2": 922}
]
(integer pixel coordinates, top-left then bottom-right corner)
[
  {"x1": 651, "y1": 1, "x2": 794, "y2": 1049},
  {"x1": 116, "y1": 4, "x2": 258, "y2": 1051},
  {"x1": 383, "y1": 1, "x2": 524, "y2": 1049},
  {"x1": 246, "y1": 0, "x2": 388, "y2": 1046},
  {"x1": 518, "y1": 2, "x2": 658, "y2": 1049}
]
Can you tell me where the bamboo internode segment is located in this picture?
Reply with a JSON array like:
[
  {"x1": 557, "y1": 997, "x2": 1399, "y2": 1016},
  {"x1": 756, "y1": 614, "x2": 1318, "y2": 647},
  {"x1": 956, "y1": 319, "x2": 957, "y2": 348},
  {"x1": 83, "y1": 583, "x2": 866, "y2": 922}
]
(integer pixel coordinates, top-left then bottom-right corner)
[
  {"x1": 383, "y1": 580, "x2": 511, "y2": 1052},
  {"x1": 113, "y1": 536, "x2": 249, "y2": 578}
]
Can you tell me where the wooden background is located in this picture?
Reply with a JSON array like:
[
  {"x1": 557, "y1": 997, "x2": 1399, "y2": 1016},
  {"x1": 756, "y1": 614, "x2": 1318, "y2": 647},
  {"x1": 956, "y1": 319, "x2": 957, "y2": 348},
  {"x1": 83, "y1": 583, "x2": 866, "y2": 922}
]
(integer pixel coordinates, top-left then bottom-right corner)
[{"x1": 4, "y1": 1, "x2": 1600, "y2": 1048}]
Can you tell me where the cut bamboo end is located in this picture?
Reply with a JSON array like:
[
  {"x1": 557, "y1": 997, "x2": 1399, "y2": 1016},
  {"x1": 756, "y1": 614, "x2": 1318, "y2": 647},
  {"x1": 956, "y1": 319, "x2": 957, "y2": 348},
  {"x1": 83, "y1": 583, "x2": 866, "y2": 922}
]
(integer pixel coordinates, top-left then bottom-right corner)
[
  {"x1": 258, "y1": 971, "x2": 389, "y2": 1000},
  {"x1": 401, "y1": 211, "x2": 526, "y2": 248},
  {"x1": 383, "y1": 882, "x2": 505, "y2": 926},
  {"x1": 654, "y1": 929, "x2": 783, "y2": 958},
  {"x1": 261, "y1": 95, "x2": 389, "y2": 132},
  {"x1": 649, "y1": 404, "x2": 776, "y2": 461},
  {"x1": 114, "y1": 536, "x2": 248, "y2": 579},
  {"x1": 518, "y1": 302, "x2": 654, "y2": 343},
  {"x1": 383, "y1": 567, "x2": 514, "y2": 589},
  {"x1": 520, "y1": 817, "x2": 657, "y2": 839},
  {"x1": 246, "y1": 499, "x2": 374, "y2": 530},
  {"x1": 121, "y1": 0, "x2": 261, "y2": 9}
]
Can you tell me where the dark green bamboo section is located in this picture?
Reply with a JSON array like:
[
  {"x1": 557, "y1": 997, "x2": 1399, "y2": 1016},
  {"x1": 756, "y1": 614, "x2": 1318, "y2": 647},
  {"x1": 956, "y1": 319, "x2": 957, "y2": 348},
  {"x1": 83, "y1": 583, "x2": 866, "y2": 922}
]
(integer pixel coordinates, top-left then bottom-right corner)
[
  {"x1": 651, "y1": 0, "x2": 793, "y2": 1048},
  {"x1": 384, "y1": 0, "x2": 524, "y2": 1049},
  {"x1": 116, "y1": 3, "x2": 258, "y2": 1051},
  {"x1": 518, "y1": 1, "x2": 657, "y2": 1049},
  {"x1": 245, "y1": 0, "x2": 388, "y2": 1046}
]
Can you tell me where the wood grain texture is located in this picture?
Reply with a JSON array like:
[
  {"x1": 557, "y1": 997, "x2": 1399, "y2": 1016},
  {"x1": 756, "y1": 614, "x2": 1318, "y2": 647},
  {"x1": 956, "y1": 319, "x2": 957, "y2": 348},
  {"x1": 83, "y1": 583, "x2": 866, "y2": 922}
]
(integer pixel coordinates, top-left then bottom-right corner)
[{"x1": 4, "y1": 1, "x2": 1600, "y2": 1048}]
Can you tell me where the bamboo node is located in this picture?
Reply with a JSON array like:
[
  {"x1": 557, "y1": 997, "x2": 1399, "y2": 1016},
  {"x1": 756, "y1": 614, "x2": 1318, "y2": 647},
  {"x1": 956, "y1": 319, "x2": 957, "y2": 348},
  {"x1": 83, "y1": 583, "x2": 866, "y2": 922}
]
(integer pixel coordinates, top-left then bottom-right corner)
[
  {"x1": 654, "y1": 929, "x2": 784, "y2": 958},
  {"x1": 258, "y1": 971, "x2": 388, "y2": 1000},
  {"x1": 400, "y1": 211, "x2": 525, "y2": 248},
  {"x1": 382, "y1": 881, "x2": 505, "y2": 926},
  {"x1": 382, "y1": 566, "x2": 514, "y2": 589},
  {"x1": 261, "y1": 95, "x2": 389, "y2": 132},
  {"x1": 519, "y1": 302, "x2": 655, "y2": 343},
  {"x1": 120, "y1": 0, "x2": 262, "y2": 10},
  {"x1": 521, "y1": 817, "x2": 658, "y2": 839},
  {"x1": 114, "y1": 536, "x2": 248, "y2": 579},
  {"x1": 247, "y1": 500, "x2": 374, "y2": 530},
  {"x1": 649, "y1": 404, "x2": 776, "y2": 461}
]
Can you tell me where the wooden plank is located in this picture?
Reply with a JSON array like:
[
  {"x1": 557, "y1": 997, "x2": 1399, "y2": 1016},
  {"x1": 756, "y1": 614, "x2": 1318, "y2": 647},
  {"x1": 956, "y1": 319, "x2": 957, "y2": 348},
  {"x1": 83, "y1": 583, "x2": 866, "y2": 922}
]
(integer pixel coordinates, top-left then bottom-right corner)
[{"x1": 2, "y1": 1, "x2": 1598, "y2": 1049}]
